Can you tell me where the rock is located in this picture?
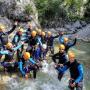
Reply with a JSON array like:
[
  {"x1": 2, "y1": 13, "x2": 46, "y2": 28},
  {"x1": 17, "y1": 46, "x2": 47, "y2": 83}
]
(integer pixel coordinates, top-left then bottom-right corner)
[
  {"x1": 0, "y1": 0, "x2": 39, "y2": 25},
  {"x1": 0, "y1": 16, "x2": 12, "y2": 31},
  {"x1": 77, "y1": 24, "x2": 90, "y2": 41},
  {"x1": 80, "y1": 21, "x2": 87, "y2": 27},
  {"x1": 73, "y1": 20, "x2": 82, "y2": 29}
]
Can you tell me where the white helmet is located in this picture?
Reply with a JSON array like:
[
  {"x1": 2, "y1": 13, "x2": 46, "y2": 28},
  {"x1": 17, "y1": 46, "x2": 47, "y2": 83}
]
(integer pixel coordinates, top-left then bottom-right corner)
[{"x1": 42, "y1": 44, "x2": 47, "y2": 49}]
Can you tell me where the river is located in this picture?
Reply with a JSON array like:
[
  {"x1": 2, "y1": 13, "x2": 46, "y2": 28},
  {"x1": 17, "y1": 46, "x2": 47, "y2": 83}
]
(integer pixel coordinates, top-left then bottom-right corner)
[{"x1": 0, "y1": 40, "x2": 90, "y2": 90}]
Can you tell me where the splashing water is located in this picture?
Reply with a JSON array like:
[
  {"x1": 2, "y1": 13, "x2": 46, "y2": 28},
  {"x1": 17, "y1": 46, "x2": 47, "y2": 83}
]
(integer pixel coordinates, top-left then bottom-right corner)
[
  {"x1": 0, "y1": 61, "x2": 86, "y2": 90},
  {"x1": 0, "y1": 40, "x2": 89, "y2": 90}
]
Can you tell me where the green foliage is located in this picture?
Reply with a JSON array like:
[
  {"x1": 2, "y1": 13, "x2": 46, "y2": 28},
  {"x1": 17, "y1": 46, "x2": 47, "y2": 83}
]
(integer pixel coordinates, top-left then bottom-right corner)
[
  {"x1": 35, "y1": 0, "x2": 66, "y2": 25},
  {"x1": 24, "y1": 4, "x2": 33, "y2": 15},
  {"x1": 84, "y1": 0, "x2": 90, "y2": 18},
  {"x1": 35, "y1": 0, "x2": 89, "y2": 26}
]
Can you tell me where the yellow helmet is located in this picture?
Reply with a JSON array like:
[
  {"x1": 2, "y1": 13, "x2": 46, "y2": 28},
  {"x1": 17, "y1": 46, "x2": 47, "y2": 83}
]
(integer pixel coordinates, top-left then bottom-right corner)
[
  {"x1": 6, "y1": 42, "x2": 13, "y2": 49},
  {"x1": 29, "y1": 24, "x2": 32, "y2": 29},
  {"x1": 68, "y1": 51, "x2": 75, "y2": 58},
  {"x1": 0, "y1": 24, "x2": 5, "y2": 31},
  {"x1": 31, "y1": 31, "x2": 37, "y2": 37},
  {"x1": 38, "y1": 29, "x2": 42, "y2": 35},
  {"x1": 42, "y1": 31, "x2": 45, "y2": 36},
  {"x1": 64, "y1": 37, "x2": 69, "y2": 42},
  {"x1": 18, "y1": 28, "x2": 23, "y2": 32},
  {"x1": 47, "y1": 31, "x2": 52, "y2": 36},
  {"x1": 35, "y1": 27, "x2": 38, "y2": 31},
  {"x1": 23, "y1": 52, "x2": 30, "y2": 60},
  {"x1": 59, "y1": 44, "x2": 65, "y2": 50}
]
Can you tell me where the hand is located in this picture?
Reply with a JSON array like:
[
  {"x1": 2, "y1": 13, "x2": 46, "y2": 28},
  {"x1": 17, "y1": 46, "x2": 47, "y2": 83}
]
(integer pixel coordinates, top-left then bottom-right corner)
[
  {"x1": 54, "y1": 63, "x2": 58, "y2": 68},
  {"x1": 59, "y1": 31, "x2": 64, "y2": 35},
  {"x1": 74, "y1": 34, "x2": 78, "y2": 38},
  {"x1": 59, "y1": 64, "x2": 63, "y2": 67},
  {"x1": 25, "y1": 74, "x2": 28, "y2": 79},
  {"x1": 70, "y1": 82, "x2": 76, "y2": 87},
  {"x1": 21, "y1": 41, "x2": 24, "y2": 44}
]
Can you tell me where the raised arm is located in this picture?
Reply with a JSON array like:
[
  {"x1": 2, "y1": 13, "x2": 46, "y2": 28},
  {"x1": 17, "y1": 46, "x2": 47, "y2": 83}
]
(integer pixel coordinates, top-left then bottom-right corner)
[
  {"x1": 53, "y1": 35, "x2": 59, "y2": 39},
  {"x1": 59, "y1": 36, "x2": 64, "y2": 44},
  {"x1": 68, "y1": 38, "x2": 77, "y2": 47},
  {"x1": 6, "y1": 22, "x2": 18, "y2": 35}
]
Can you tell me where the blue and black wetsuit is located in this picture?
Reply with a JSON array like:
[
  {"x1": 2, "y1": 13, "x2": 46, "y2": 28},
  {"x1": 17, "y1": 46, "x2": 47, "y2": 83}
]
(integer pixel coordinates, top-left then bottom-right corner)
[
  {"x1": 12, "y1": 32, "x2": 25, "y2": 60},
  {"x1": 57, "y1": 60, "x2": 83, "y2": 90},
  {"x1": 0, "y1": 44, "x2": 23, "y2": 72},
  {"x1": 18, "y1": 57, "x2": 38, "y2": 78},
  {"x1": 52, "y1": 51, "x2": 67, "y2": 80}
]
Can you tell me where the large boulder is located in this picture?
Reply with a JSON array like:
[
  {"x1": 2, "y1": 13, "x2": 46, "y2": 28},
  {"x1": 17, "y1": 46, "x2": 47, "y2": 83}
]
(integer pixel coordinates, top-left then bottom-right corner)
[
  {"x1": 0, "y1": 16, "x2": 12, "y2": 30},
  {"x1": 77, "y1": 24, "x2": 90, "y2": 41},
  {"x1": 0, "y1": 0, "x2": 39, "y2": 24}
]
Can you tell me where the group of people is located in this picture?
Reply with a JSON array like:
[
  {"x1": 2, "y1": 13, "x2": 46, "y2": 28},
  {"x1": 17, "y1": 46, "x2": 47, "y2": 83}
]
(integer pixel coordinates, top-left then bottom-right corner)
[{"x1": 0, "y1": 21, "x2": 83, "y2": 90}]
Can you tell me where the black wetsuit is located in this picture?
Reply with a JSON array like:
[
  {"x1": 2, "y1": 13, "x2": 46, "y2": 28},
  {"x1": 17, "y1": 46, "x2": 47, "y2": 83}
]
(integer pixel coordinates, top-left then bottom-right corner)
[{"x1": 0, "y1": 25, "x2": 17, "y2": 50}]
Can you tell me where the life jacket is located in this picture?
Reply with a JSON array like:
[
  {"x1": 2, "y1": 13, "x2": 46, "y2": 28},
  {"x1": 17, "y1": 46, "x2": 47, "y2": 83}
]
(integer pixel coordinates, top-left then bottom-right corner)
[
  {"x1": 0, "y1": 32, "x2": 8, "y2": 45},
  {"x1": 4, "y1": 49, "x2": 14, "y2": 62}
]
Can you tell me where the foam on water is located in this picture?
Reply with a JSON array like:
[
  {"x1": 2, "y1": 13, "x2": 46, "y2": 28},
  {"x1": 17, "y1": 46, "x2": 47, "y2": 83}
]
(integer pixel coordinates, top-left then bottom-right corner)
[
  {"x1": 71, "y1": 48, "x2": 86, "y2": 54},
  {"x1": 0, "y1": 60, "x2": 86, "y2": 90}
]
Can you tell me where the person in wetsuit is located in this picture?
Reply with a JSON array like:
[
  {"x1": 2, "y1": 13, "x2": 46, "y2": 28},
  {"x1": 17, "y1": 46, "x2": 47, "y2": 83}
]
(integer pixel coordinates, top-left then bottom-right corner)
[
  {"x1": 12, "y1": 28, "x2": 25, "y2": 61},
  {"x1": 0, "y1": 21, "x2": 18, "y2": 50},
  {"x1": 46, "y1": 31, "x2": 59, "y2": 55},
  {"x1": 56, "y1": 51, "x2": 83, "y2": 90},
  {"x1": 52, "y1": 44, "x2": 67, "y2": 80},
  {"x1": 18, "y1": 52, "x2": 39, "y2": 79},
  {"x1": 0, "y1": 42, "x2": 24, "y2": 73},
  {"x1": 26, "y1": 31, "x2": 38, "y2": 58}
]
